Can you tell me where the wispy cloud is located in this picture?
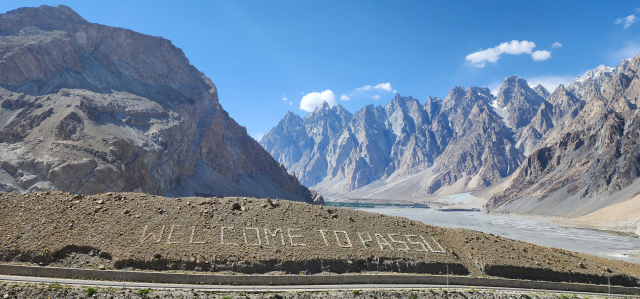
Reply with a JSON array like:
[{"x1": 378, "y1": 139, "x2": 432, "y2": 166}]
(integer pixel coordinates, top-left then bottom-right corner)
[
  {"x1": 551, "y1": 42, "x2": 563, "y2": 48},
  {"x1": 531, "y1": 50, "x2": 551, "y2": 61},
  {"x1": 340, "y1": 95, "x2": 350, "y2": 101},
  {"x1": 372, "y1": 95, "x2": 381, "y2": 100},
  {"x1": 615, "y1": 14, "x2": 638, "y2": 28},
  {"x1": 282, "y1": 95, "x2": 288, "y2": 101},
  {"x1": 373, "y1": 83, "x2": 392, "y2": 91},
  {"x1": 356, "y1": 85, "x2": 372, "y2": 91},
  {"x1": 466, "y1": 40, "x2": 536, "y2": 67},
  {"x1": 299, "y1": 90, "x2": 336, "y2": 112}
]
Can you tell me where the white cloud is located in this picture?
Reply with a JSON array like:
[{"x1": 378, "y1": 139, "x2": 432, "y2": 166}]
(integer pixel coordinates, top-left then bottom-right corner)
[
  {"x1": 372, "y1": 95, "x2": 381, "y2": 100},
  {"x1": 615, "y1": 14, "x2": 638, "y2": 28},
  {"x1": 526, "y1": 75, "x2": 573, "y2": 93},
  {"x1": 299, "y1": 90, "x2": 336, "y2": 112},
  {"x1": 551, "y1": 42, "x2": 562, "y2": 48},
  {"x1": 392, "y1": 89, "x2": 397, "y2": 93},
  {"x1": 282, "y1": 95, "x2": 288, "y2": 101},
  {"x1": 340, "y1": 95, "x2": 350, "y2": 101},
  {"x1": 465, "y1": 40, "x2": 536, "y2": 67},
  {"x1": 356, "y1": 85, "x2": 372, "y2": 91},
  {"x1": 289, "y1": 102, "x2": 292, "y2": 105},
  {"x1": 531, "y1": 50, "x2": 551, "y2": 61},
  {"x1": 373, "y1": 83, "x2": 392, "y2": 91}
]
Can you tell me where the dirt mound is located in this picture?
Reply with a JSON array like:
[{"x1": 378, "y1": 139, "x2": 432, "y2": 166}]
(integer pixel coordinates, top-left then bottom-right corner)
[{"x1": 1, "y1": 191, "x2": 639, "y2": 286}]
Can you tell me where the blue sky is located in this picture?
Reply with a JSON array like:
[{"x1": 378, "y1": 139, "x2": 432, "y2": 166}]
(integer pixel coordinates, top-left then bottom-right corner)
[{"x1": 2, "y1": 1, "x2": 640, "y2": 140}]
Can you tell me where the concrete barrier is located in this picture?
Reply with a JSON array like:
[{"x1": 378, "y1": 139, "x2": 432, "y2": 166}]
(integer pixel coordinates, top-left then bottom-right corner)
[{"x1": 1, "y1": 264, "x2": 639, "y2": 295}]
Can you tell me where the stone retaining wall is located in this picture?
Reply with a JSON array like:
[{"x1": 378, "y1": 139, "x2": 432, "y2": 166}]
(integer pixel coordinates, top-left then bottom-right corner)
[{"x1": 1, "y1": 264, "x2": 638, "y2": 295}]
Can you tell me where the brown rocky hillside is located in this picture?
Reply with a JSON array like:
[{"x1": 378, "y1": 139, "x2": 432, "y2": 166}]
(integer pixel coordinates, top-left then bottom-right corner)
[{"x1": 0, "y1": 5, "x2": 320, "y2": 204}]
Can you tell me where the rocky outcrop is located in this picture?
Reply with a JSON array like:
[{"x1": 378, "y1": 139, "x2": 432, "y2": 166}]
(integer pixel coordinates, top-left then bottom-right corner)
[{"x1": 0, "y1": 5, "x2": 317, "y2": 203}]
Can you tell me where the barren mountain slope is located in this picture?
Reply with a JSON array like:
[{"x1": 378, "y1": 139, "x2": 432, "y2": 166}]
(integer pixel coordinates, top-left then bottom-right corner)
[
  {"x1": 0, "y1": 5, "x2": 318, "y2": 204},
  {"x1": 486, "y1": 53, "x2": 640, "y2": 218}
]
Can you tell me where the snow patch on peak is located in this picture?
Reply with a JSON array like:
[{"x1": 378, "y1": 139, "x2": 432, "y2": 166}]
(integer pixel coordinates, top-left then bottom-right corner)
[{"x1": 490, "y1": 98, "x2": 511, "y2": 128}]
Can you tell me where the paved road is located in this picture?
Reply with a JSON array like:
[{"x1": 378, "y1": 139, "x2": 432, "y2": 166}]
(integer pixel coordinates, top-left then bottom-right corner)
[{"x1": 0, "y1": 274, "x2": 625, "y2": 297}]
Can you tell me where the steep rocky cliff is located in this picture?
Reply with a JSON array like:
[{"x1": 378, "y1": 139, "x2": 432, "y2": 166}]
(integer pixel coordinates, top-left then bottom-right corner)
[{"x1": 0, "y1": 5, "x2": 320, "y2": 204}]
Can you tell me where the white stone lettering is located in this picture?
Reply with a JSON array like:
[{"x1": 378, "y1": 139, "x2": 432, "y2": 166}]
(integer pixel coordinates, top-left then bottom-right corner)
[
  {"x1": 358, "y1": 232, "x2": 373, "y2": 248},
  {"x1": 334, "y1": 231, "x2": 352, "y2": 248},
  {"x1": 264, "y1": 228, "x2": 285, "y2": 246},
  {"x1": 166, "y1": 225, "x2": 183, "y2": 244},
  {"x1": 243, "y1": 227, "x2": 261, "y2": 246},
  {"x1": 375, "y1": 233, "x2": 394, "y2": 251},
  {"x1": 387, "y1": 234, "x2": 408, "y2": 251},
  {"x1": 221, "y1": 227, "x2": 238, "y2": 245},
  {"x1": 421, "y1": 235, "x2": 446, "y2": 253},
  {"x1": 288, "y1": 228, "x2": 305, "y2": 246},
  {"x1": 140, "y1": 225, "x2": 165, "y2": 244},
  {"x1": 189, "y1": 226, "x2": 206, "y2": 244},
  {"x1": 405, "y1": 235, "x2": 428, "y2": 252},
  {"x1": 317, "y1": 230, "x2": 329, "y2": 246}
]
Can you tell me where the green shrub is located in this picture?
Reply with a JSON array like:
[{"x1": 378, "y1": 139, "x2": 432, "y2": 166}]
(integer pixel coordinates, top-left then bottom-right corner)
[
  {"x1": 153, "y1": 253, "x2": 161, "y2": 259},
  {"x1": 353, "y1": 290, "x2": 361, "y2": 295},
  {"x1": 86, "y1": 287, "x2": 97, "y2": 296},
  {"x1": 138, "y1": 288, "x2": 151, "y2": 296}
]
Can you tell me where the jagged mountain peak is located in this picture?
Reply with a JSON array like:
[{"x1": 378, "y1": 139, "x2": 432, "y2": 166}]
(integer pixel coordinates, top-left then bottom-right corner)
[
  {"x1": 494, "y1": 76, "x2": 544, "y2": 129},
  {"x1": 567, "y1": 59, "x2": 632, "y2": 100},
  {"x1": 496, "y1": 76, "x2": 542, "y2": 107},
  {"x1": 532, "y1": 84, "x2": 551, "y2": 100}
]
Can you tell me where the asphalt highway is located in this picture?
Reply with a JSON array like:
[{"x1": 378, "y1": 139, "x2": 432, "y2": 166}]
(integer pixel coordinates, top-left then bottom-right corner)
[{"x1": 0, "y1": 274, "x2": 627, "y2": 297}]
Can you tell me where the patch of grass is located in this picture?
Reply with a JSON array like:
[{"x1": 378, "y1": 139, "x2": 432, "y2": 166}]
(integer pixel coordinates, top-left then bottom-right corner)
[
  {"x1": 372, "y1": 295, "x2": 378, "y2": 299},
  {"x1": 353, "y1": 290, "x2": 361, "y2": 295},
  {"x1": 560, "y1": 294, "x2": 570, "y2": 299},
  {"x1": 410, "y1": 294, "x2": 417, "y2": 299},
  {"x1": 48, "y1": 282, "x2": 62, "y2": 289},
  {"x1": 138, "y1": 288, "x2": 151, "y2": 296},
  {"x1": 86, "y1": 287, "x2": 97, "y2": 297}
]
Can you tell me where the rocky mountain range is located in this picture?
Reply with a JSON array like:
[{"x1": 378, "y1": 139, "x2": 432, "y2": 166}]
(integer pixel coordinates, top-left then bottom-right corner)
[
  {"x1": 262, "y1": 53, "x2": 640, "y2": 225},
  {"x1": 0, "y1": 5, "x2": 322, "y2": 204},
  {"x1": 486, "y1": 55, "x2": 640, "y2": 225},
  {"x1": 262, "y1": 84, "x2": 527, "y2": 199}
]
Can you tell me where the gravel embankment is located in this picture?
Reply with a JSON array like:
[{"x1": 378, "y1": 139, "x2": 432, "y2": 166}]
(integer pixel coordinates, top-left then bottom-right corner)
[{"x1": 1, "y1": 191, "x2": 639, "y2": 286}]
